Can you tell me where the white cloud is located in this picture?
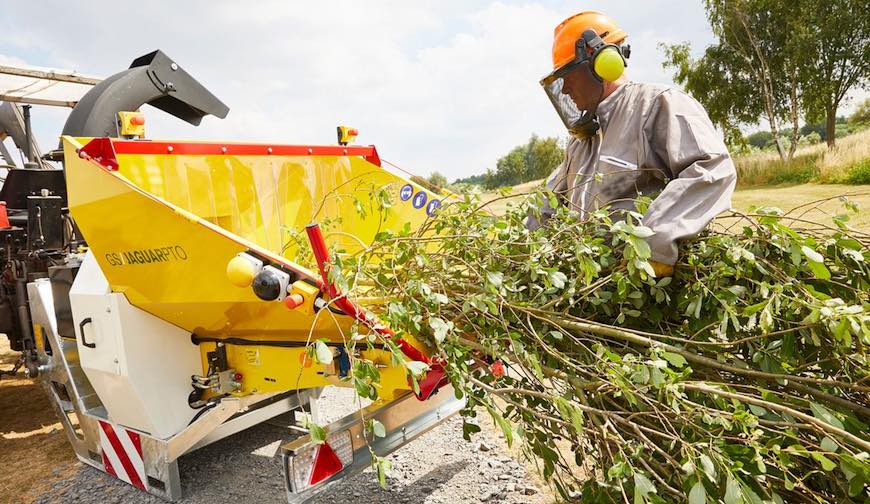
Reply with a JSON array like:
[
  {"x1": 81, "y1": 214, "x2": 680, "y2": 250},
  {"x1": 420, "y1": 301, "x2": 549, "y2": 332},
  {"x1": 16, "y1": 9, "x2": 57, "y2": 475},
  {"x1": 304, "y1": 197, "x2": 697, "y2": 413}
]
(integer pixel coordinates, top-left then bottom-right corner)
[{"x1": 3, "y1": 1, "x2": 718, "y2": 180}]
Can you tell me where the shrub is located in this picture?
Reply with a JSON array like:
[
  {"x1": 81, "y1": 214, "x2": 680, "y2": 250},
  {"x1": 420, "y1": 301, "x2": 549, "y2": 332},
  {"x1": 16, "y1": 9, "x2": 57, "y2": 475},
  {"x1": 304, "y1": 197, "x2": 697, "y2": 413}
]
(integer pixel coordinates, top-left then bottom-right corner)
[{"x1": 845, "y1": 159, "x2": 870, "y2": 185}]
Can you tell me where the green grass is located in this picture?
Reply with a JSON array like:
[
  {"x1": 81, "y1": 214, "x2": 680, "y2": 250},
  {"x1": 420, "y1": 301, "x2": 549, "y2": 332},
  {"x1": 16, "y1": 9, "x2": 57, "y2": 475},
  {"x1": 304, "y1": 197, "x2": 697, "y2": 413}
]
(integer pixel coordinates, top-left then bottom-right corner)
[
  {"x1": 844, "y1": 159, "x2": 870, "y2": 185},
  {"x1": 731, "y1": 184, "x2": 870, "y2": 231}
]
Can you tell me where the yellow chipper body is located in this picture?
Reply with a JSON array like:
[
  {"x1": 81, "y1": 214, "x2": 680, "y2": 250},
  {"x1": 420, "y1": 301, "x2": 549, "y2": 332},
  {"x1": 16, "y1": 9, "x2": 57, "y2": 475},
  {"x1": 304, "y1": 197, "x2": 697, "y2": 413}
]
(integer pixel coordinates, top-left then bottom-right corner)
[{"x1": 38, "y1": 135, "x2": 463, "y2": 502}]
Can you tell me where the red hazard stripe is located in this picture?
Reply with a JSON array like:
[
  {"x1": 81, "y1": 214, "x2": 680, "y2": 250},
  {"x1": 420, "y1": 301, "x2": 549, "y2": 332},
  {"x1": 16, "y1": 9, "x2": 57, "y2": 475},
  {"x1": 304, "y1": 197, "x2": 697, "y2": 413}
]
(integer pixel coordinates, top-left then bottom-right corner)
[
  {"x1": 127, "y1": 430, "x2": 142, "y2": 457},
  {"x1": 99, "y1": 421, "x2": 145, "y2": 490},
  {"x1": 102, "y1": 451, "x2": 117, "y2": 478}
]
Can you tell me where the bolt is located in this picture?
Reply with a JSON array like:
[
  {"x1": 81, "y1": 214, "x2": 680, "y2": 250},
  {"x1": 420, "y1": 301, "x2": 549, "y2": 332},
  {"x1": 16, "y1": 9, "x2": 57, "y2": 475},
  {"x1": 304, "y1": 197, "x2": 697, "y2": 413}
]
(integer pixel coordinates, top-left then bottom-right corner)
[
  {"x1": 167, "y1": 145, "x2": 174, "y2": 153},
  {"x1": 106, "y1": 306, "x2": 111, "y2": 313},
  {"x1": 170, "y1": 63, "x2": 178, "y2": 71},
  {"x1": 267, "y1": 147, "x2": 273, "y2": 154}
]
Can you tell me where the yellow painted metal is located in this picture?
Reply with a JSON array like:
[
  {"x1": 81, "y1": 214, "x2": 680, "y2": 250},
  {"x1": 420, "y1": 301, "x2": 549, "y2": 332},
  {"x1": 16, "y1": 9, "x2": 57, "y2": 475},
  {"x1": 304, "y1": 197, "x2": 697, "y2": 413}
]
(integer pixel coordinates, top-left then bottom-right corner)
[
  {"x1": 62, "y1": 136, "x2": 447, "y2": 396},
  {"x1": 117, "y1": 111, "x2": 145, "y2": 137}
]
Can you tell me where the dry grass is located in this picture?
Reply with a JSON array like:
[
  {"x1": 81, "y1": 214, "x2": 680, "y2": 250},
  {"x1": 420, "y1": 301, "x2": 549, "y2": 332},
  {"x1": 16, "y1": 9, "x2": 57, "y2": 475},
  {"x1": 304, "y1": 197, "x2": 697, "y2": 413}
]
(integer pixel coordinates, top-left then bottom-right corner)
[{"x1": 734, "y1": 129, "x2": 870, "y2": 186}]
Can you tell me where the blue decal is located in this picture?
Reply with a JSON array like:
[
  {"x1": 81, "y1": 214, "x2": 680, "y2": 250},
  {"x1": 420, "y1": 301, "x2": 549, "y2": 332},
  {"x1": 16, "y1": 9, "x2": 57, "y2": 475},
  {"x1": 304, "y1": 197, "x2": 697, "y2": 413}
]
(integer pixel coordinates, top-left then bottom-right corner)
[
  {"x1": 399, "y1": 184, "x2": 413, "y2": 201},
  {"x1": 426, "y1": 199, "x2": 441, "y2": 216},
  {"x1": 412, "y1": 191, "x2": 428, "y2": 209}
]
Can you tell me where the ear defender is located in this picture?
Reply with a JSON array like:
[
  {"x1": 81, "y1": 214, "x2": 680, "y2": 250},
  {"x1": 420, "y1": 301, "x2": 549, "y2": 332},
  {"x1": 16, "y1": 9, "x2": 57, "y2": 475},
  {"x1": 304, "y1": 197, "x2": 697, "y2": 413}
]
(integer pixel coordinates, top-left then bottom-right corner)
[
  {"x1": 593, "y1": 46, "x2": 626, "y2": 82},
  {"x1": 577, "y1": 29, "x2": 630, "y2": 82}
]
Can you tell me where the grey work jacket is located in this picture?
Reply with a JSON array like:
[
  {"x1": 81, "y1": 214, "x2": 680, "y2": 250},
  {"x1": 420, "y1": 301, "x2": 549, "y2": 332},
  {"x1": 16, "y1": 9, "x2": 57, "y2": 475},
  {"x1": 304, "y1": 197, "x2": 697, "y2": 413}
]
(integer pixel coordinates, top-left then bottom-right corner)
[{"x1": 529, "y1": 82, "x2": 737, "y2": 265}]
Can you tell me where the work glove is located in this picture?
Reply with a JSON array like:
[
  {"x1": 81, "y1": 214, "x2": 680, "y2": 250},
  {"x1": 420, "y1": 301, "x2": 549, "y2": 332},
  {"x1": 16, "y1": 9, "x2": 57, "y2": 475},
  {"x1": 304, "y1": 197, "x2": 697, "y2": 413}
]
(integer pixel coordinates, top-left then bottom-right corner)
[{"x1": 649, "y1": 260, "x2": 674, "y2": 277}]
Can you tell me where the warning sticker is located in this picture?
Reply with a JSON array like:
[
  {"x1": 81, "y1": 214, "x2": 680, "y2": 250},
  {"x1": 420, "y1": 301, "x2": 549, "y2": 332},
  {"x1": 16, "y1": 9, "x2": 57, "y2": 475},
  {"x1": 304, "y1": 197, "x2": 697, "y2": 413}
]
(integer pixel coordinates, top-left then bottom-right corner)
[{"x1": 244, "y1": 349, "x2": 261, "y2": 366}]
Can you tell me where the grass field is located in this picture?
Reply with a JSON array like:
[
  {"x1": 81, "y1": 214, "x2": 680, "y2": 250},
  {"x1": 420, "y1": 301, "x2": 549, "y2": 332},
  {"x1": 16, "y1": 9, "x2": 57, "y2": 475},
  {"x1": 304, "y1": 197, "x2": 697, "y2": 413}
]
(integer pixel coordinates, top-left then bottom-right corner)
[
  {"x1": 732, "y1": 184, "x2": 870, "y2": 231},
  {"x1": 480, "y1": 182, "x2": 870, "y2": 232}
]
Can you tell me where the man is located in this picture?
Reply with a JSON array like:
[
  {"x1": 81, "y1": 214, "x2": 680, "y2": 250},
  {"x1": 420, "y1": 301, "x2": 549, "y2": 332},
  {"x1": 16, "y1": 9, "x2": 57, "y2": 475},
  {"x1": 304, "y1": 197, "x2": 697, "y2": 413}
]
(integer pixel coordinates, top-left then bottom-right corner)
[{"x1": 529, "y1": 11, "x2": 737, "y2": 276}]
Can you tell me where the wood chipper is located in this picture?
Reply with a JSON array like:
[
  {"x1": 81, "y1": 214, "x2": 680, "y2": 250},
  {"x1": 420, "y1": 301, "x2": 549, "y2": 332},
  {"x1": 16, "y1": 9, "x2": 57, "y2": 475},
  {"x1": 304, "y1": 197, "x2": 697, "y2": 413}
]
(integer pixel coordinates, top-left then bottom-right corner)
[{"x1": 4, "y1": 51, "x2": 462, "y2": 502}]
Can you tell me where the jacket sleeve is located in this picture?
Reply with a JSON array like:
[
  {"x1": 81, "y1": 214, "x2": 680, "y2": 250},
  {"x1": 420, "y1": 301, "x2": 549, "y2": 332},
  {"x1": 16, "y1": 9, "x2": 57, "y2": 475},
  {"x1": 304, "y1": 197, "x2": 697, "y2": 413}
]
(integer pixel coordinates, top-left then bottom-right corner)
[
  {"x1": 525, "y1": 148, "x2": 571, "y2": 231},
  {"x1": 642, "y1": 89, "x2": 737, "y2": 265}
]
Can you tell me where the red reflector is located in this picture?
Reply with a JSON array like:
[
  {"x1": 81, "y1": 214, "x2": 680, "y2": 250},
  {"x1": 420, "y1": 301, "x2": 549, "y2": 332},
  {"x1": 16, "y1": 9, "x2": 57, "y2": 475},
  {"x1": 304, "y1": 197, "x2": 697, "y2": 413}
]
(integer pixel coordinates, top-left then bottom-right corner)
[
  {"x1": 309, "y1": 444, "x2": 343, "y2": 486},
  {"x1": 0, "y1": 202, "x2": 10, "y2": 229}
]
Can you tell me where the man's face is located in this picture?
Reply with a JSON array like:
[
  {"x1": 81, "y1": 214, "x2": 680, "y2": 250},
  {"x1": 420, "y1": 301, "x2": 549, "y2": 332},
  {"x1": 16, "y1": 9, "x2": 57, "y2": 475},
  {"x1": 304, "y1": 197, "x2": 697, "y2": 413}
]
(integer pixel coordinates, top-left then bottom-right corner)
[{"x1": 560, "y1": 64, "x2": 602, "y2": 113}]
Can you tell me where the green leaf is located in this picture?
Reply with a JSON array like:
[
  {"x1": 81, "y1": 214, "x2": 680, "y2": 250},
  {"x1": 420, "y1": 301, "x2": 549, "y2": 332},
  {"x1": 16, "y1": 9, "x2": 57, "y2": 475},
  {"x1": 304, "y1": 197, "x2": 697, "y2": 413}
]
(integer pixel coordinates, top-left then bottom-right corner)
[
  {"x1": 370, "y1": 419, "x2": 386, "y2": 438},
  {"x1": 633, "y1": 472, "x2": 656, "y2": 498},
  {"x1": 405, "y1": 360, "x2": 429, "y2": 378},
  {"x1": 820, "y1": 436, "x2": 839, "y2": 452},
  {"x1": 689, "y1": 481, "x2": 706, "y2": 504},
  {"x1": 629, "y1": 236, "x2": 652, "y2": 259},
  {"x1": 661, "y1": 351, "x2": 688, "y2": 369},
  {"x1": 810, "y1": 402, "x2": 845, "y2": 430},
  {"x1": 549, "y1": 270, "x2": 568, "y2": 289},
  {"x1": 486, "y1": 271, "x2": 503, "y2": 289},
  {"x1": 461, "y1": 421, "x2": 481, "y2": 441},
  {"x1": 309, "y1": 422, "x2": 326, "y2": 444},
  {"x1": 631, "y1": 226, "x2": 655, "y2": 238},
  {"x1": 801, "y1": 245, "x2": 824, "y2": 264},
  {"x1": 429, "y1": 317, "x2": 454, "y2": 343},
  {"x1": 724, "y1": 475, "x2": 742, "y2": 504},
  {"x1": 808, "y1": 260, "x2": 831, "y2": 280},
  {"x1": 315, "y1": 340, "x2": 333, "y2": 365},
  {"x1": 486, "y1": 405, "x2": 513, "y2": 448},
  {"x1": 699, "y1": 454, "x2": 717, "y2": 482},
  {"x1": 375, "y1": 455, "x2": 391, "y2": 489},
  {"x1": 812, "y1": 452, "x2": 837, "y2": 471}
]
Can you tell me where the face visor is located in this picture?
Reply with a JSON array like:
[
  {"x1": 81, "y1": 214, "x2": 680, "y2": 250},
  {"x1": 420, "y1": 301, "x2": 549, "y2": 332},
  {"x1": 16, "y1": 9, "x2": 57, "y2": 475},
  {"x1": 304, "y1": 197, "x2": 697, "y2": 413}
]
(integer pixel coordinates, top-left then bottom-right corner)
[{"x1": 540, "y1": 58, "x2": 604, "y2": 138}]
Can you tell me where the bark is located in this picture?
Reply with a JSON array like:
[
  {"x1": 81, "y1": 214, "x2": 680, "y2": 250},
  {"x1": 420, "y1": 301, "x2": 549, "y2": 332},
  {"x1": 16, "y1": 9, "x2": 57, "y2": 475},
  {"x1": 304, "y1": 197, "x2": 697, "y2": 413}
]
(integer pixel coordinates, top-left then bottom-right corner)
[
  {"x1": 787, "y1": 69, "x2": 801, "y2": 160},
  {"x1": 826, "y1": 106, "x2": 837, "y2": 149}
]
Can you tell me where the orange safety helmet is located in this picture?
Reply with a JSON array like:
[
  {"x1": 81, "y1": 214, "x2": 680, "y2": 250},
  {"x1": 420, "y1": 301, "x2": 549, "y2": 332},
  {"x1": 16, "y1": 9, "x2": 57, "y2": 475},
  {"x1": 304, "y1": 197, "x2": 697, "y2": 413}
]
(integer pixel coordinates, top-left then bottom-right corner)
[
  {"x1": 551, "y1": 11, "x2": 627, "y2": 71},
  {"x1": 540, "y1": 11, "x2": 630, "y2": 138}
]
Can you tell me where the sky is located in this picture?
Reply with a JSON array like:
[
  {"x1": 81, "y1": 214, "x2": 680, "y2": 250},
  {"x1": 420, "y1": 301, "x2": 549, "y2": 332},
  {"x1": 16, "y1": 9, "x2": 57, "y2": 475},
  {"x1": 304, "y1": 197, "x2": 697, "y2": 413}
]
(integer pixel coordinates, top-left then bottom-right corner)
[{"x1": 0, "y1": 1, "x2": 861, "y2": 180}]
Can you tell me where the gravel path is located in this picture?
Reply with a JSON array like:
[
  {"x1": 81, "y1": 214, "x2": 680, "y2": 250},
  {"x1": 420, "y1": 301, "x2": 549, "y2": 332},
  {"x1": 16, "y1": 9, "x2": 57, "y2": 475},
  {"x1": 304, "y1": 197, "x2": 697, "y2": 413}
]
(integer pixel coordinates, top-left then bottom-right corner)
[{"x1": 32, "y1": 389, "x2": 549, "y2": 504}]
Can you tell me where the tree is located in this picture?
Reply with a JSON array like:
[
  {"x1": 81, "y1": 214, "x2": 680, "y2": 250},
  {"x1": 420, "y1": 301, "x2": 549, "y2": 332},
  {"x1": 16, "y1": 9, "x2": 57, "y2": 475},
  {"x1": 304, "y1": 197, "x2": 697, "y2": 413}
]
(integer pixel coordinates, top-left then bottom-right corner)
[
  {"x1": 849, "y1": 97, "x2": 870, "y2": 126},
  {"x1": 746, "y1": 130, "x2": 774, "y2": 149},
  {"x1": 661, "y1": 42, "x2": 761, "y2": 147},
  {"x1": 485, "y1": 135, "x2": 565, "y2": 189},
  {"x1": 798, "y1": 0, "x2": 870, "y2": 148},
  {"x1": 663, "y1": 0, "x2": 807, "y2": 160},
  {"x1": 427, "y1": 172, "x2": 448, "y2": 189}
]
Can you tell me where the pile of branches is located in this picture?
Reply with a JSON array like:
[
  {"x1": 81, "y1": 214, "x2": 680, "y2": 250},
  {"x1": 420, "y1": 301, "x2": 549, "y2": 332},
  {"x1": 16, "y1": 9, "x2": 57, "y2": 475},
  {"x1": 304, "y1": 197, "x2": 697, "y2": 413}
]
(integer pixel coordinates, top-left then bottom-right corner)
[{"x1": 334, "y1": 191, "x2": 870, "y2": 503}]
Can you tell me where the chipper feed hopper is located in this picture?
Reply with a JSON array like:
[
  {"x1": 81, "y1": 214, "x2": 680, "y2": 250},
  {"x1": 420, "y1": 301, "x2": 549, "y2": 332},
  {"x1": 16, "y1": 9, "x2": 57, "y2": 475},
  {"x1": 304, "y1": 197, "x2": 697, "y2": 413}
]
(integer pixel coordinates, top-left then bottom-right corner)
[{"x1": 11, "y1": 51, "x2": 463, "y2": 502}]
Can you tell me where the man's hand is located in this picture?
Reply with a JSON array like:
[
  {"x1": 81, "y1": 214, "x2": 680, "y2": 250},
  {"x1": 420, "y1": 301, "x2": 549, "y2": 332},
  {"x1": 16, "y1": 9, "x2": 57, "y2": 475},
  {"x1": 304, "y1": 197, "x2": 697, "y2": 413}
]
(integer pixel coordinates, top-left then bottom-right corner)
[{"x1": 649, "y1": 260, "x2": 674, "y2": 277}]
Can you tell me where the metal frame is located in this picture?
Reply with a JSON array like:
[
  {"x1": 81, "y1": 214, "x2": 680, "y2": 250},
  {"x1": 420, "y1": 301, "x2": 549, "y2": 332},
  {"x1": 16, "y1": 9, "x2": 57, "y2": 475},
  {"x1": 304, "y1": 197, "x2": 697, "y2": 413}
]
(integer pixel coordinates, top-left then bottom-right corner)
[
  {"x1": 28, "y1": 276, "x2": 319, "y2": 501},
  {"x1": 107, "y1": 138, "x2": 383, "y2": 167},
  {"x1": 282, "y1": 385, "x2": 466, "y2": 503}
]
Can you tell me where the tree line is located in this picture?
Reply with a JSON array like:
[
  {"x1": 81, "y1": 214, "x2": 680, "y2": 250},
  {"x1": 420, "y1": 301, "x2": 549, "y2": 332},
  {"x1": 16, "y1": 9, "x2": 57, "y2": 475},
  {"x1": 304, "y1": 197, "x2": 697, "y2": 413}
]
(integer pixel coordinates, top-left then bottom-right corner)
[{"x1": 661, "y1": 0, "x2": 869, "y2": 161}]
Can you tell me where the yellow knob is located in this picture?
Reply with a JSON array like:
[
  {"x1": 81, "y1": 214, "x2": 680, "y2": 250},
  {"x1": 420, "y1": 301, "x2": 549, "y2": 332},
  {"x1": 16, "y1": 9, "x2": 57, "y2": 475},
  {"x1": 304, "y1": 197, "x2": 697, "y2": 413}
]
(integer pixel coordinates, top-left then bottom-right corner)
[
  {"x1": 226, "y1": 255, "x2": 256, "y2": 287},
  {"x1": 594, "y1": 47, "x2": 625, "y2": 82}
]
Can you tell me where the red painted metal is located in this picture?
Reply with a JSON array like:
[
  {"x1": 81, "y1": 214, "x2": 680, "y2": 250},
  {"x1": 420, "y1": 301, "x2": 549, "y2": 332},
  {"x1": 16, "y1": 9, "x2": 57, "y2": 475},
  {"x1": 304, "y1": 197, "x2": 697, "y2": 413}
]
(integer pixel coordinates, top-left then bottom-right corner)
[
  {"x1": 99, "y1": 420, "x2": 146, "y2": 490},
  {"x1": 304, "y1": 222, "x2": 448, "y2": 400},
  {"x1": 0, "y1": 202, "x2": 10, "y2": 229},
  {"x1": 78, "y1": 137, "x2": 119, "y2": 171},
  {"x1": 106, "y1": 139, "x2": 382, "y2": 166}
]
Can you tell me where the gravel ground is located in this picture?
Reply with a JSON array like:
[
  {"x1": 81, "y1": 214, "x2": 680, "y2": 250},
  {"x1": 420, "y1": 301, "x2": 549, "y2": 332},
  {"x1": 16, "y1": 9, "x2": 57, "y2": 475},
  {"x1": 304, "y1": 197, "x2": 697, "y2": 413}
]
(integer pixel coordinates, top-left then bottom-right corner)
[{"x1": 32, "y1": 389, "x2": 550, "y2": 504}]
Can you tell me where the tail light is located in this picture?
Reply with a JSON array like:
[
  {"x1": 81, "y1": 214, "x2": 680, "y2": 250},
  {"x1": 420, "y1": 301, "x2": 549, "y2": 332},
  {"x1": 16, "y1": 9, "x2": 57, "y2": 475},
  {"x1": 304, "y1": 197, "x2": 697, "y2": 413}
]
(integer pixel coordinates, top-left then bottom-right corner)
[{"x1": 289, "y1": 430, "x2": 353, "y2": 492}]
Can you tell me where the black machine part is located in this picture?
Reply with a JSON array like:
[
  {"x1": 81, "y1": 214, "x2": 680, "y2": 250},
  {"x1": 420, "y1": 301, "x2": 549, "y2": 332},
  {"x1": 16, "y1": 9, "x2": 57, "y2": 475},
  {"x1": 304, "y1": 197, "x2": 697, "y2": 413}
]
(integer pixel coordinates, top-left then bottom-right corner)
[{"x1": 61, "y1": 50, "x2": 229, "y2": 139}]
